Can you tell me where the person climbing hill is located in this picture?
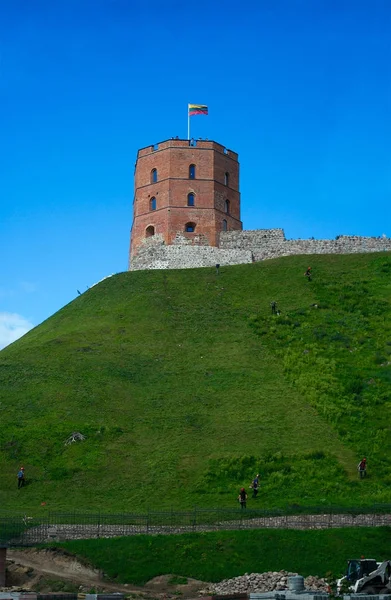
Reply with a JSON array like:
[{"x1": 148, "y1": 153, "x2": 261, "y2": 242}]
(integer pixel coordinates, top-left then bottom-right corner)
[
  {"x1": 17, "y1": 466, "x2": 25, "y2": 489},
  {"x1": 251, "y1": 474, "x2": 260, "y2": 498},
  {"x1": 357, "y1": 457, "x2": 367, "y2": 479},
  {"x1": 304, "y1": 266, "x2": 312, "y2": 281},
  {"x1": 238, "y1": 487, "x2": 247, "y2": 508}
]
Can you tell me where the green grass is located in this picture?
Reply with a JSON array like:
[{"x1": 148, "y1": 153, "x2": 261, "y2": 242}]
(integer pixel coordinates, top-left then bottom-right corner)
[
  {"x1": 33, "y1": 578, "x2": 79, "y2": 593},
  {"x1": 0, "y1": 253, "x2": 390, "y2": 512},
  {"x1": 54, "y1": 527, "x2": 391, "y2": 584}
]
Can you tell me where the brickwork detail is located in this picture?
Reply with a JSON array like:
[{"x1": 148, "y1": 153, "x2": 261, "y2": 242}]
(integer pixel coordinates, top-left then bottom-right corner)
[{"x1": 130, "y1": 138, "x2": 242, "y2": 260}]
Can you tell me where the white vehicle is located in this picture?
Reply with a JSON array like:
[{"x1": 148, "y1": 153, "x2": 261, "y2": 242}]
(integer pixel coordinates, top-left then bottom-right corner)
[{"x1": 337, "y1": 559, "x2": 391, "y2": 594}]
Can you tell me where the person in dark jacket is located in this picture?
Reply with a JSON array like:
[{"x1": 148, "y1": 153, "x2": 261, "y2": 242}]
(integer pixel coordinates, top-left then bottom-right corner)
[
  {"x1": 17, "y1": 466, "x2": 25, "y2": 489},
  {"x1": 251, "y1": 474, "x2": 260, "y2": 498},
  {"x1": 238, "y1": 487, "x2": 247, "y2": 508},
  {"x1": 357, "y1": 457, "x2": 367, "y2": 479}
]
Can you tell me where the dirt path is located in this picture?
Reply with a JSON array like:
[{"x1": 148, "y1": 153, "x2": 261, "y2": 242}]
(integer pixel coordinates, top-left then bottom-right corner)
[
  {"x1": 6, "y1": 548, "x2": 207, "y2": 598},
  {"x1": 7, "y1": 548, "x2": 143, "y2": 594}
]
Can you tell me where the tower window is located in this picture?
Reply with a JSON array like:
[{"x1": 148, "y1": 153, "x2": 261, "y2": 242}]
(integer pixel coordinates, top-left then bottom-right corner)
[
  {"x1": 185, "y1": 222, "x2": 196, "y2": 232},
  {"x1": 150, "y1": 197, "x2": 157, "y2": 211},
  {"x1": 189, "y1": 164, "x2": 196, "y2": 179},
  {"x1": 151, "y1": 169, "x2": 158, "y2": 183},
  {"x1": 224, "y1": 199, "x2": 230, "y2": 214},
  {"x1": 187, "y1": 193, "x2": 195, "y2": 207},
  {"x1": 146, "y1": 225, "x2": 155, "y2": 237},
  {"x1": 222, "y1": 219, "x2": 228, "y2": 231},
  {"x1": 224, "y1": 172, "x2": 229, "y2": 186}
]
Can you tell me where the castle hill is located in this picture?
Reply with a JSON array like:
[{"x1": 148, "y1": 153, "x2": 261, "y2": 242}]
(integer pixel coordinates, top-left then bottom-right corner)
[
  {"x1": 1, "y1": 131, "x2": 391, "y2": 593},
  {"x1": 2, "y1": 0, "x2": 391, "y2": 595}
]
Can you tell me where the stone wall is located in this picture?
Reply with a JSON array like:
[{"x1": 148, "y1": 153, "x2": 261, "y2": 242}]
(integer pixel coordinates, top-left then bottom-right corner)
[
  {"x1": 129, "y1": 234, "x2": 252, "y2": 271},
  {"x1": 129, "y1": 229, "x2": 391, "y2": 271},
  {"x1": 220, "y1": 230, "x2": 391, "y2": 261},
  {"x1": 219, "y1": 229, "x2": 285, "y2": 248}
]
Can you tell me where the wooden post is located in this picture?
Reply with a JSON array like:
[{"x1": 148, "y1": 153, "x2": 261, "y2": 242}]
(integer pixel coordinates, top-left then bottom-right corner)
[{"x1": 0, "y1": 547, "x2": 7, "y2": 586}]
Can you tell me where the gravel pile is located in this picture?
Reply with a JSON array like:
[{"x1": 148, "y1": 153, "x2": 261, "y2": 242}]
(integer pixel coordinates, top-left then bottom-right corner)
[{"x1": 200, "y1": 571, "x2": 329, "y2": 595}]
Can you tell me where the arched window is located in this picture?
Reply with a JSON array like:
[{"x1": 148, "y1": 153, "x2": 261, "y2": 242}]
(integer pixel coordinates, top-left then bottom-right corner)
[
  {"x1": 151, "y1": 169, "x2": 158, "y2": 183},
  {"x1": 187, "y1": 193, "x2": 195, "y2": 207},
  {"x1": 224, "y1": 199, "x2": 230, "y2": 214},
  {"x1": 224, "y1": 172, "x2": 229, "y2": 186},
  {"x1": 189, "y1": 164, "x2": 196, "y2": 179},
  {"x1": 222, "y1": 219, "x2": 228, "y2": 231},
  {"x1": 150, "y1": 197, "x2": 157, "y2": 211},
  {"x1": 145, "y1": 225, "x2": 155, "y2": 237},
  {"x1": 185, "y1": 222, "x2": 196, "y2": 233}
]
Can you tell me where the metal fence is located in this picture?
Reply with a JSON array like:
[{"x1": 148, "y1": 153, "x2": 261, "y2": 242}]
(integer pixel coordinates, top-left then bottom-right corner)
[{"x1": 1, "y1": 504, "x2": 390, "y2": 547}]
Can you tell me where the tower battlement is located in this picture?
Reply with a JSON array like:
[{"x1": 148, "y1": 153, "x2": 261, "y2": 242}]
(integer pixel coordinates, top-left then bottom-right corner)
[{"x1": 136, "y1": 138, "x2": 239, "y2": 160}]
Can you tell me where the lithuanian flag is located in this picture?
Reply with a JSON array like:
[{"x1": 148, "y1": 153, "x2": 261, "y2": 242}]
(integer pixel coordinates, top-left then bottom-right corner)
[{"x1": 188, "y1": 104, "x2": 208, "y2": 116}]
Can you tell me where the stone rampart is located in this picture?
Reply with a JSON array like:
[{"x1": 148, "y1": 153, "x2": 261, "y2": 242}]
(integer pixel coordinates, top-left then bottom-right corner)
[
  {"x1": 129, "y1": 234, "x2": 252, "y2": 271},
  {"x1": 220, "y1": 230, "x2": 391, "y2": 261},
  {"x1": 129, "y1": 230, "x2": 391, "y2": 271},
  {"x1": 253, "y1": 236, "x2": 391, "y2": 262},
  {"x1": 219, "y1": 229, "x2": 285, "y2": 249}
]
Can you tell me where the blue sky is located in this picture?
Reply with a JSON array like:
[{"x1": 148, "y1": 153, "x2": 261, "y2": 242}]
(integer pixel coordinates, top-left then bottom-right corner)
[{"x1": 1, "y1": 0, "x2": 390, "y2": 348}]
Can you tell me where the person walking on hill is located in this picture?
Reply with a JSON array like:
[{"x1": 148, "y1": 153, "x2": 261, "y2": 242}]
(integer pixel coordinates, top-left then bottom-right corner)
[
  {"x1": 271, "y1": 301, "x2": 277, "y2": 315},
  {"x1": 304, "y1": 267, "x2": 312, "y2": 281},
  {"x1": 17, "y1": 466, "x2": 25, "y2": 489},
  {"x1": 251, "y1": 474, "x2": 260, "y2": 498},
  {"x1": 357, "y1": 457, "x2": 367, "y2": 479},
  {"x1": 238, "y1": 487, "x2": 247, "y2": 509}
]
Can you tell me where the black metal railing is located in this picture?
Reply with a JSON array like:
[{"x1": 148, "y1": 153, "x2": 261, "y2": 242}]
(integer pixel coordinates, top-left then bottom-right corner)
[{"x1": 1, "y1": 504, "x2": 390, "y2": 547}]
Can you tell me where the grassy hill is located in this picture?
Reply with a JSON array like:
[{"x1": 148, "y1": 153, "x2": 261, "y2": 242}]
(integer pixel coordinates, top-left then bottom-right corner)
[{"x1": 0, "y1": 253, "x2": 390, "y2": 513}]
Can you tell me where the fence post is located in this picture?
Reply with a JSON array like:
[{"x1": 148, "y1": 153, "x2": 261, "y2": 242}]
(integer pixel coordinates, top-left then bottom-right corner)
[
  {"x1": 0, "y1": 548, "x2": 7, "y2": 587},
  {"x1": 46, "y1": 510, "x2": 51, "y2": 542}
]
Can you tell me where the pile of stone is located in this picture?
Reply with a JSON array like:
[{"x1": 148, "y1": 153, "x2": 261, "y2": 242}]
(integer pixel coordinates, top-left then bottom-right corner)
[
  {"x1": 304, "y1": 575, "x2": 329, "y2": 592},
  {"x1": 200, "y1": 571, "x2": 329, "y2": 595}
]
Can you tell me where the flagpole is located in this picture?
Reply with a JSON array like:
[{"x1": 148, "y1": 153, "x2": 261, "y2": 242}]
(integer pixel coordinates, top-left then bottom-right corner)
[{"x1": 187, "y1": 105, "x2": 190, "y2": 141}]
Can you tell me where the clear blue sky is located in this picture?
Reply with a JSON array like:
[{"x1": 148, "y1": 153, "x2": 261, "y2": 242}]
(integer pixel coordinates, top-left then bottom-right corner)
[{"x1": 1, "y1": 0, "x2": 390, "y2": 348}]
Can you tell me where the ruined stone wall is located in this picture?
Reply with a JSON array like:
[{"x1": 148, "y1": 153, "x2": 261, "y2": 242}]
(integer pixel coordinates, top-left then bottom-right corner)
[
  {"x1": 219, "y1": 229, "x2": 285, "y2": 248},
  {"x1": 129, "y1": 234, "x2": 252, "y2": 271},
  {"x1": 220, "y1": 230, "x2": 391, "y2": 261},
  {"x1": 129, "y1": 229, "x2": 391, "y2": 271}
]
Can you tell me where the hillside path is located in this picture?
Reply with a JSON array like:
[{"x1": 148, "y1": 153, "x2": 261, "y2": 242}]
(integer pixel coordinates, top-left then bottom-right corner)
[{"x1": 6, "y1": 549, "x2": 206, "y2": 598}]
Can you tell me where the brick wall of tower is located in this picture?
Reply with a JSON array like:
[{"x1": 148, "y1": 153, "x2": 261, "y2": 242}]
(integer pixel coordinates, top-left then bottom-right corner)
[{"x1": 129, "y1": 139, "x2": 242, "y2": 259}]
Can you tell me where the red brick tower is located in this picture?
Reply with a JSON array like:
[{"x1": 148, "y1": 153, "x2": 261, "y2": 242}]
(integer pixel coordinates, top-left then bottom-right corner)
[{"x1": 129, "y1": 138, "x2": 242, "y2": 260}]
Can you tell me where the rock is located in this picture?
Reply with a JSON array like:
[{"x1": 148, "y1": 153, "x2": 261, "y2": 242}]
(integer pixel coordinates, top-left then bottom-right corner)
[{"x1": 203, "y1": 570, "x2": 329, "y2": 595}]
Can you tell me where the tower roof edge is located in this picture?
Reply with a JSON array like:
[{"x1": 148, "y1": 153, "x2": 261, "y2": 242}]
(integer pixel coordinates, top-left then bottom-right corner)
[{"x1": 137, "y1": 139, "x2": 238, "y2": 160}]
